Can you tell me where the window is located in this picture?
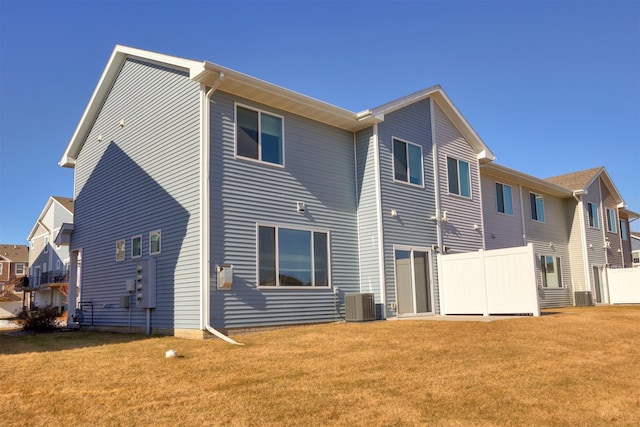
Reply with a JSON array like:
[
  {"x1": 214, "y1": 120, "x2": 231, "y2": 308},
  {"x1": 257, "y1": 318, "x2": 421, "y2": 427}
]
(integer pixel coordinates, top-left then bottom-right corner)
[
  {"x1": 44, "y1": 236, "x2": 49, "y2": 253},
  {"x1": 606, "y1": 208, "x2": 617, "y2": 233},
  {"x1": 587, "y1": 202, "x2": 599, "y2": 228},
  {"x1": 116, "y1": 240, "x2": 125, "y2": 262},
  {"x1": 150, "y1": 230, "x2": 161, "y2": 255},
  {"x1": 529, "y1": 192, "x2": 545, "y2": 222},
  {"x1": 131, "y1": 235, "x2": 142, "y2": 258},
  {"x1": 620, "y1": 220, "x2": 628, "y2": 241},
  {"x1": 540, "y1": 255, "x2": 562, "y2": 288},
  {"x1": 236, "y1": 105, "x2": 283, "y2": 165},
  {"x1": 0, "y1": 263, "x2": 3, "y2": 275},
  {"x1": 15, "y1": 263, "x2": 25, "y2": 276},
  {"x1": 447, "y1": 157, "x2": 471, "y2": 197},
  {"x1": 393, "y1": 138, "x2": 423, "y2": 186},
  {"x1": 633, "y1": 251, "x2": 640, "y2": 265},
  {"x1": 258, "y1": 225, "x2": 329, "y2": 287},
  {"x1": 495, "y1": 182, "x2": 513, "y2": 215},
  {"x1": 56, "y1": 260, "x2": 61, "y2": 270}
]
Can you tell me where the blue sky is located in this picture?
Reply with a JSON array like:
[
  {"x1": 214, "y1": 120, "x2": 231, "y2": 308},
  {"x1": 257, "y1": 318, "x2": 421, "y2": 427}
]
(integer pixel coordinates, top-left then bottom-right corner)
[{"x1": 1, "y1": 0, "x2": 639, "y2": 244}]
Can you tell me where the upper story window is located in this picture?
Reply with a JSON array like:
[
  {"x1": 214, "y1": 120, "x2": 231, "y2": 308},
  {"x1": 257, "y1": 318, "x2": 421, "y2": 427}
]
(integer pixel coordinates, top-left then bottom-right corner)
[
  {"x1": 236, "y1": 104, "x2": 284, "y2": 166},
  {"x1": 150, "y1": 230, "x2": 161, "y2": 255},
  {"x1": 44, "y1": 236, "x2": 49, "y2": 253},
  {"x1": 605, "y1": 208, "x2": 617, "y2": 234},
  {"x1": 258, "y1": 225, "x2": 329, "y2": 288},
  {"x1": 0, "y1": 263, "x2": 3, "y2": 275},
  {"x1": 447, "y1": 157, "x2": 471, "y2": 198},
  {"x1": 15, "y1": 263, "x2": 25, "y2": 276},
  {"x1": 529, "y1": 192, "x2": 545, "y2": 222},
  {"x1": 587, "y1": 202, "x2": 599, "y2": 228},
  {"x1": 620, "y1": 220, "x2": 628, "y2": 241},
  {"x1": 393, "y1": 138, "x2": 423, "y2": 186},
  {"x1": 495, "y1": 182, "x2": 513, "y2": 215}
]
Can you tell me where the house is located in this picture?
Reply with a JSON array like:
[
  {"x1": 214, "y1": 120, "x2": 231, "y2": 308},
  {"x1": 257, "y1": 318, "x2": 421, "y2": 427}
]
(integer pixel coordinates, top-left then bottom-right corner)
[
  {"x1": 26, "y1": 196, "x2": 74, "y2": 312},
  {"x1": 480, "y1": 163, "x2": 575, "y2": 308},
  {"x1": 0, "y1": 244, "x2": 29, "y2": 318},
  {"x1": 545, "y1": 167, "x2": 639, "y2": 304},
  {"x1": 58, "y1": 45, "x2": 512, "y2": 337},
  {"x1": 58, "y1": 45, "x2": 637, "y2": 338}
]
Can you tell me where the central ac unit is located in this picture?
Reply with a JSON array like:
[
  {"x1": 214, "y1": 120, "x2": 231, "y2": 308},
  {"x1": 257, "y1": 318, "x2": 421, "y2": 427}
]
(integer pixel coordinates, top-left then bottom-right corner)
[
  {"x1": 575, "y1": 291, "x2": 594, "y2": 307},
  {"x1": 345, "y1": 293, "x2": 376, "y2": 322}
]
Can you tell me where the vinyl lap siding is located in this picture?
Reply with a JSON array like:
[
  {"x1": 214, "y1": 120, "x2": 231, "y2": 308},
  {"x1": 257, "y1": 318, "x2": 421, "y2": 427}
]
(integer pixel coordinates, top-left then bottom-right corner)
[
  {"x1": 564, "y1": 198, "x2": 587, "y2": 293},
  {"x1": 480, "y1": 173, "x2": 525, "y2": 250},
  {"x1": 376, "y1": 99, "x2": 439, "y2": 316},
  {"x1": 521, "y1": 186, "x2": 572, "y2": 308},
  {"x1": 355, "y1": 128, "x2": 383, "y2": 303},
  {"x1": 209, "y1": 91, "x2": 359, "y2": 329},
  {"x1": 72, "y1": 59, "x2": 201, "y2": 330},
  {"x1": 583, "y1": 179, "x2": 606, "y2": 286},
  {"x1": 433, "y1": 102, "x2": 484, "y2": 253},
  {"x1": 600, "y1": 181, "x2": 623, "y2": 266}
]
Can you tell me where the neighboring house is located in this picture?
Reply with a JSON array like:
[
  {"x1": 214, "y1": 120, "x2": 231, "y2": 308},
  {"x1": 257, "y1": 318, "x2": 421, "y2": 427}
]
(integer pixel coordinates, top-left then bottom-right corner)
[
  {"x1": 480, "y1": 163, "x2": 575, "y2": 308},
  {"x1": 545, "y1": 167, "x2": 638, "y2": 304},
  {"x1": 0, "y1": 244, "x2": 29, "y2": 318},
  {"x1": 56, "y1": 45, "x2": 638, "y2": 337},
  {"x1": 26, "y1": 196, "x2": 74, "y2": 312},
  {"x1": 631, "y1": 232, "x2": 640, "y2": 267}
]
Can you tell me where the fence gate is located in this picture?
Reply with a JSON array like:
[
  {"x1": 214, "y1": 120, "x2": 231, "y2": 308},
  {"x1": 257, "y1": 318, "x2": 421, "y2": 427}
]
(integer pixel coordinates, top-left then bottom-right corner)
[{"x1": 438, "y1": 244, "x2": 540, "y2": 316}]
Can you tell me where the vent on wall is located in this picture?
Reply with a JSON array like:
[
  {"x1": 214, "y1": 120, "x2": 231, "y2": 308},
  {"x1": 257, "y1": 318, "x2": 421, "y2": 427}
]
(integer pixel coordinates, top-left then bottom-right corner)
[
  {"x1": 575, "y1": 291, "x2": 594, "y2": 306},
  {"x1": 345, "y1": 293, "x2": 376, "y2": 322}
]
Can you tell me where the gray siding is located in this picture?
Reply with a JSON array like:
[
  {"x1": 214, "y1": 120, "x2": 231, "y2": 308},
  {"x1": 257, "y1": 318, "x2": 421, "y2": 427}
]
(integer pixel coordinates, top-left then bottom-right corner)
[
  {"x1": 521, "y1": 186, "x2": 572, "y2": 308},
  {"x1": 72, "y1": 59, "x2": 201, "y2": 330},
  {"x1": 355, "y1": 127, "x2": 383, "y2": 303},
  {"x1": 480, "y1": 173, "x2": 525, "y2": 250},
  {"x1": 565, "y1": 198, "x2": 587, "y2": 294},
  {"x1": 600, "y1": 181, "x2": 623, "y2": 267},
  {"x1": 376, "y1": 99, "x2": 439, "y2": 316},
  {"x1": 583, "y1": 179, "x2": 607, "y2": 286},
  {"x1": 433, "y1": 102, "x2": 484, "y2": 253},
  {"x1": 209, "y1": 91, "x2": 360, "y2": 329}
]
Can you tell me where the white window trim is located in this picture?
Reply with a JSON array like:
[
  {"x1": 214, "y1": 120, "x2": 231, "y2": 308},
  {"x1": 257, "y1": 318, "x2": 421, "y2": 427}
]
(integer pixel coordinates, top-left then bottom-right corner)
[
  {"x1": 115, "y1": 239, "x2": 126, "y2": 262},
  {"x1": 392, "y1": 244, "x2": 435, "y2": 315},
  {"x1": 0, "y1": 263, "x2": 3, "y2": 275},
  {"x1": 587, "y1": 202, "x2": 600, "y2": 229},
  {"x1": 234, "y1": 102, "x2": 285, "y2": 168},
  {"x1": 15, "y1": 263, "x2": 26, "y2": 276},
  {"x1": 495, "y1": 181, "x2": 514, "y2": 216},
  {"x1": 529, "y1": 192, "x2": 545, "y2": 223},
  {"x1": 149, "y1": 230, "x2": 161, "y2": 255},
  {"x1": 446, "y1": 156, "x2": 472, "y2": 199},
  {"x1": 256, "y1": 223, "x2": 331, "y2": 289},
  {"x1": 131, "y1": 235, "x2": 142, "y2": 259},
  {"x1": 605, "y1": 208, "x2": 617, "y2": 234},
  {"x1": 539, "y1": 254, "x2": 563, "y2": 288},
  {"x1": 392, "y1": 136, "x2": 424, "y2": 188}
]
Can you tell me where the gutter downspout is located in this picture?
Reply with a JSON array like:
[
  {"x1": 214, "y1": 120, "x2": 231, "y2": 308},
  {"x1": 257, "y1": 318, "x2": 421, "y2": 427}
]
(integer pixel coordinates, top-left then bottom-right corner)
[
  {"x1": 200, "y1": 74, "x2": 243, "y2": 345},
  {"x1": 573, "y1": 190, "x2": 592, "y2": 297}
]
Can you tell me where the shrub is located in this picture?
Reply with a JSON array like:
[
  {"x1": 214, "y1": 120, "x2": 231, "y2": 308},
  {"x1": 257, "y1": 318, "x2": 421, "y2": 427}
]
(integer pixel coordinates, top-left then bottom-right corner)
[{"x1": 14, "y1": 305, "x2": 60, "y2": 332}]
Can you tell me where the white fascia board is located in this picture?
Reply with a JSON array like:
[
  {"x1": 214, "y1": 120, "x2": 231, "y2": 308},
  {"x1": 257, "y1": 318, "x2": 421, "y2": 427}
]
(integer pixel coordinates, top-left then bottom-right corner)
[
  {"x1": 27, "y1": 197, "x2": 56, "y2": 241},
  {"x1": 59, "y1": 45, "x2": 203, "y2": 168},
  {"x1": 481, "y1": 163, "x2": 572, "y2": 198}
]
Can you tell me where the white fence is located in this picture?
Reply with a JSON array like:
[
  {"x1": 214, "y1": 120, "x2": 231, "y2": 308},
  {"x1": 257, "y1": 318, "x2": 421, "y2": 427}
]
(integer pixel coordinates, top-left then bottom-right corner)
[
  {"x1": 438, "y1": 244, "x2": 540, "y2": 316},
  {"x1": 608, "y1": 268, "x2": 640, "y2": 304}
]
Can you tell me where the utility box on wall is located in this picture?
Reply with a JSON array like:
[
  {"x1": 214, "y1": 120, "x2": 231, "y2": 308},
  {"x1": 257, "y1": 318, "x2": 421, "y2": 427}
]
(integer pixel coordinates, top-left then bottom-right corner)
[
  {"x1": 136, "y1": 258, "x2": 157, "y2": 308},
  {"x1": 217, "y1": 264, "x2": 233, "y2": 290}
]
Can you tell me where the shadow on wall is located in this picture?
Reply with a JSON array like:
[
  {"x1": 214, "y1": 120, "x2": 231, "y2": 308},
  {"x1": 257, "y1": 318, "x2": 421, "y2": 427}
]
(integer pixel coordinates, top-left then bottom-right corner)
[{"x1": 73, "y1": 142, "x2": 190, "y2": 331}]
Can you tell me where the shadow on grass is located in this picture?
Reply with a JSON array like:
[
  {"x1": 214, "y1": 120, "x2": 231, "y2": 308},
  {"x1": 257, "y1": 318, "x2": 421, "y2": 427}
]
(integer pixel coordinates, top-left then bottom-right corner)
[{"x1": 0, "y1": 329, "x2": 156, "y2": 355}]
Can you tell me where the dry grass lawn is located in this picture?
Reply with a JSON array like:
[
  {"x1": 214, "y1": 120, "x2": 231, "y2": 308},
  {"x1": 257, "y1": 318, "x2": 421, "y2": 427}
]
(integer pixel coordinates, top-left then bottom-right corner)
[{"x1": 1, "y1": 305, "x2": 639, "y2": 426}]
